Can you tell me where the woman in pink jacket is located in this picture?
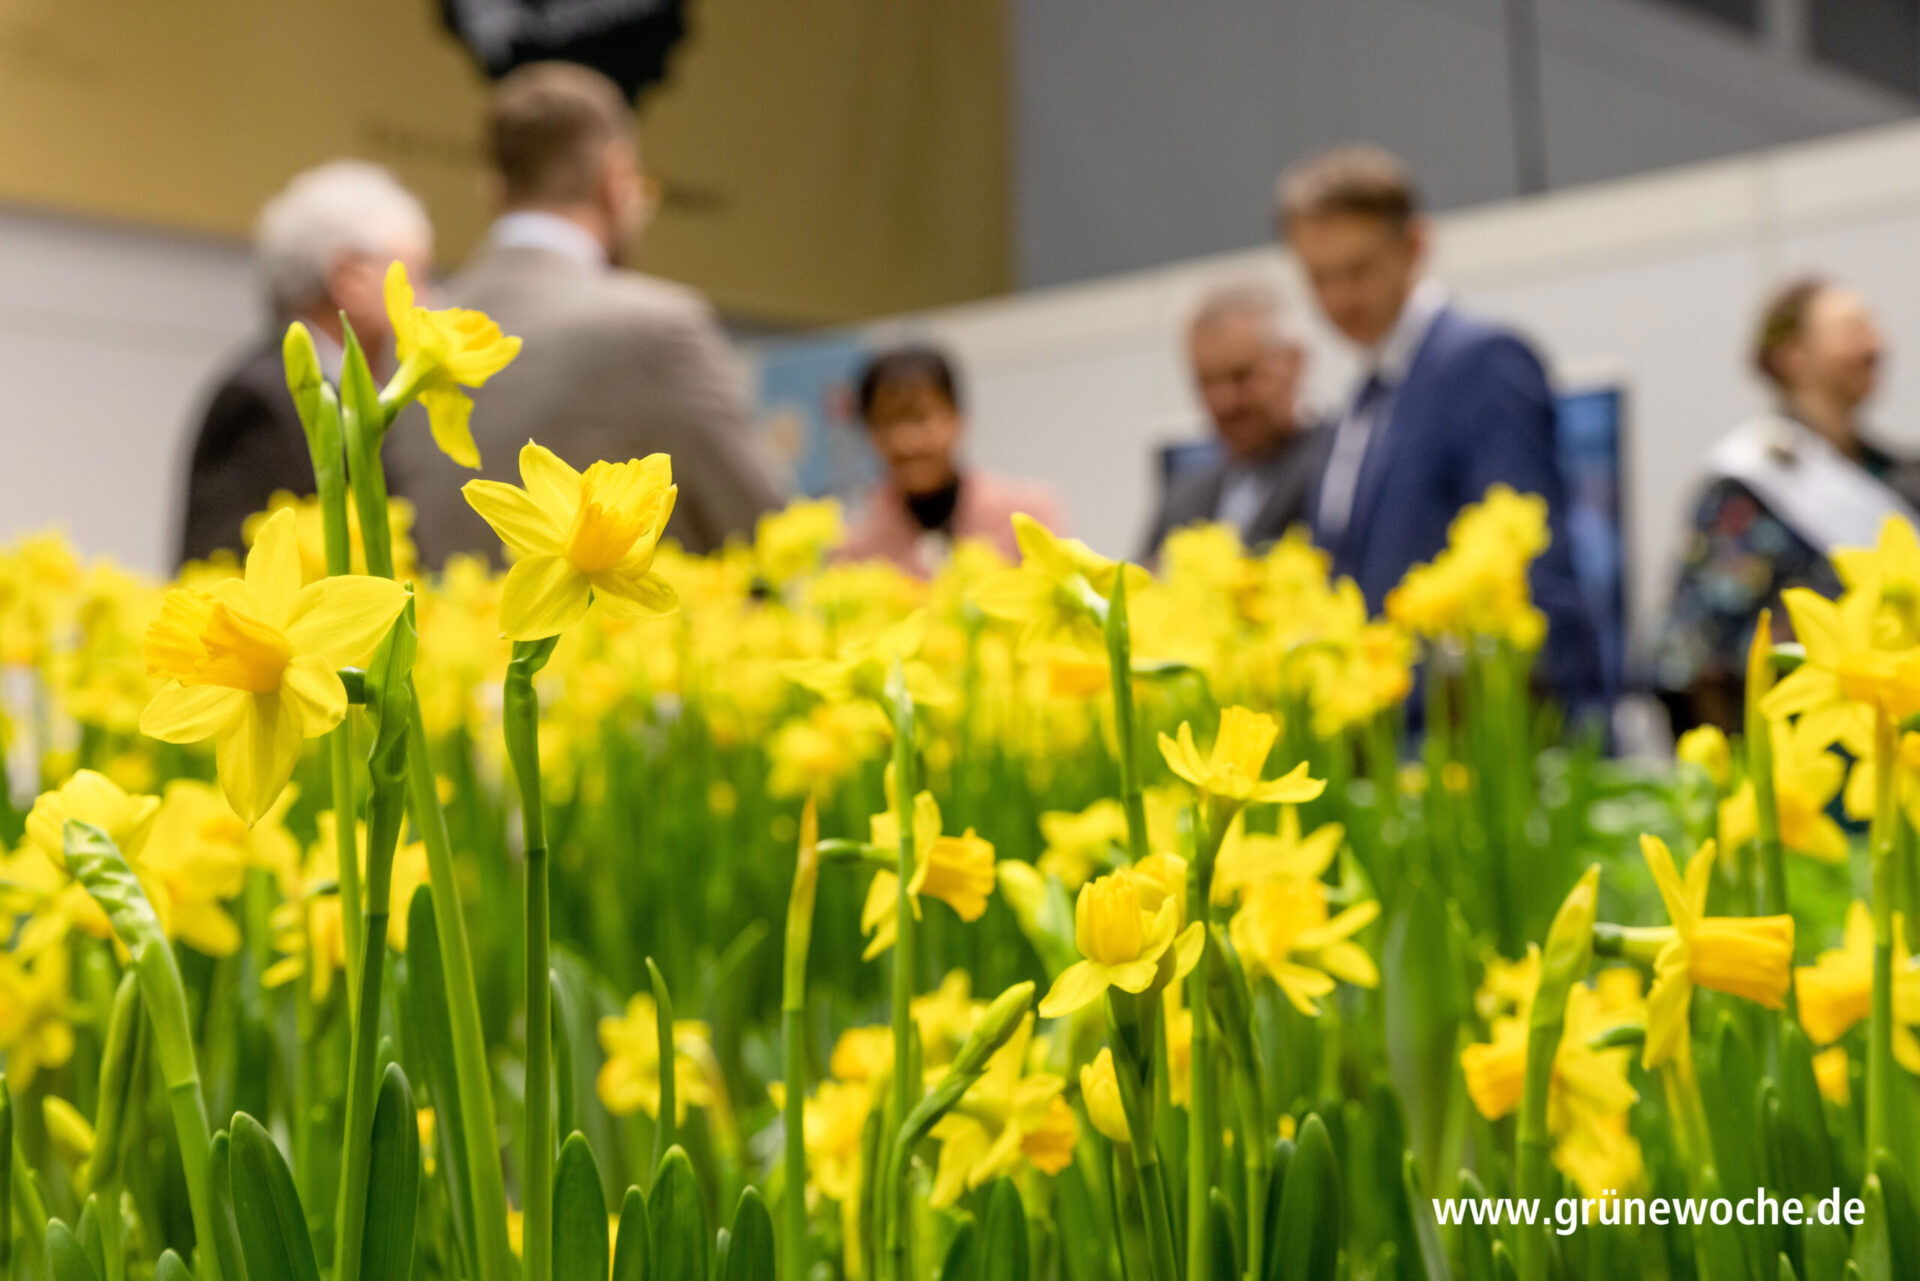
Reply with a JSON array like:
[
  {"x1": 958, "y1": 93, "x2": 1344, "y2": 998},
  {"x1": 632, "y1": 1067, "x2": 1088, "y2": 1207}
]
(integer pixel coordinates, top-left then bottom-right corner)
[{"x1": 837, "y1": 345, "x2": 1066, "y2": 577}]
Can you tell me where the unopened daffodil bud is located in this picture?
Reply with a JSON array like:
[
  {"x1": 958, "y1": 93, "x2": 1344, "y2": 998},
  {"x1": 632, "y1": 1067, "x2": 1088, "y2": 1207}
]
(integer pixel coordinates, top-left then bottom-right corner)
[{"x1": 1080, "y1": 1047, "x2": 1131, "y2": 1144}]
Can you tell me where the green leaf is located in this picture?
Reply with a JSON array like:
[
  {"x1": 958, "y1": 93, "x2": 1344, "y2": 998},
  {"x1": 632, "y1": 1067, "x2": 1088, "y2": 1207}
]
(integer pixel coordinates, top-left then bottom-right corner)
[
  {"x1": 1774, "y1": 1024, "x2": 1837, "y2": 1195},
  {"x1": 1490, "y1": 1238, "x2": 1519, "y2": 1281},
  {"x1": 723, "y1": 1188, "x2": 774, "y2": 1281},
  {"x1": 1852, "y1": 1175, "x2": 1892, "y2": 1281},
  {"x1": 207, "y1": 1130, "x2": 247, "y2": 1281},
  {"x1": 47, "y1": 1221, "x2": 101, "y2": 1281},
  {"x1": 1780, "y1": 1251, "x2": 1801, "y2": 1280},
  {"x1": 0, "y1": 1076, "x2": 11, "y2": 1281},
  {"x1": 229, "y1": 1113, "x2": 323, "y2": 1281},
  {"x1": 156, "y1": 1250, "x2": 193, "y2": 1281},
  {"x1": 1400, "y1": 1152, "x2": 1453, "y2": 1281},
  {"x1": 646, "y1": 960, "x2": 676, "y2": 1168},
  {"x1": 75, "y1": 1197, "x2": 106, "y2": 1281},
  {"x1": 1454, "y1": 1168, "x2": 1494, "y2": 1281},
  {"x1": 1382, "y1": 871, "x2": 1466, "y2": 1197},
  {"x1": 979, "y1": 1180, "x2": 1029, "y2": 1281},
  {"x1": 401, "y1": 887, "x2": 480, "y2": 1281},
  {"x1": 1873, "y1": 1155, "x2": 1920, "y2": 1281},
  {"x1": 1207, "y1": 1188, "x2": 1240, "y2": 1281},
  {"x1": 611, "y1": 1187, "x2": 649, "y2": 1281},
  {"x1": 1270, "y1": 1113, "x2": 1340, "y2": 1281},
  {"x1": 647, "y1": 1147, "x2": 707, "y2": 1281},
  {"x1": 361, "y1": 1065, "x2": 421, "y2": 1281},
  {"x1": 553, "y1": 1134, "x2": 609, "y2": 1281},
  {"x1": 939, "y1": 1219, "x2": 976, "y2": 1281}
]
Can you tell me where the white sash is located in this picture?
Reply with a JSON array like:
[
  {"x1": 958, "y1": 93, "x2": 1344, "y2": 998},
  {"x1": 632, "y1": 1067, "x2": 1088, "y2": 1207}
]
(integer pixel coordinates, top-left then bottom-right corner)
[{"x1": 1706, "y1": 416, "x2": 1919, "y2": 555}]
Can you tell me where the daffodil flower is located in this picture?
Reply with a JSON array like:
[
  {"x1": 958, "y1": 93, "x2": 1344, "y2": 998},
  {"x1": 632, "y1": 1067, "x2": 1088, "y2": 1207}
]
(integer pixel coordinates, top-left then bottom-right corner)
[
  {"x1": 1764, "y1": 582, "x2": 1920, "y2": 743},
  {"x1": 1212, "y1": 806, "x2": 1345, "y2": 906},
  {"x1": 778, "y1": 609, "x2": 949, "y2": 709},
  {"x1": 926, "y1": 1013, "x2": 1075, "y2": 1207},
  {"x1": 1638, "y1": 834, "x2": 1795, "y2": 1069},
  {"x1": 1079, "y1": 1046, "x2": 1132, "y2": 1144},
  {"x1": 1036, "y1": 798, "x2": 1129, "y2": 890},
  {"x1": 1038, "y1": 872, "x2": 1203, "y2": 1018},
  {"x1": 596, "y1": 993, "x2": 719, "y2": 1123},
  {"x1": 973, "y1": 513, "x2": 1150, "y2": 653},
  {"x1": 1717, "y1": 717, "x2": 1848, "y2": 863},
  {"x1": 140, "y1": 508, "x2": 411, "y2": 823},
  {"x1": 1833, "y1": 515, "x2": 1920, "y2": 647},
  {"x1": 383, "y1": 261, "x2": 522, "y2": 469},
  {"x1": 859, "y1": 790, "x2": 996, "y2": 960},
  {"x1": 462, "y1": 441, "x2": 679, "y2": 640},
  {"x1": 1227, "y1": 876, "x2": 1378, "y2": 1015},
  {"x1": 1158, "y1": 706, "x2": 1325, "y2": 814}
]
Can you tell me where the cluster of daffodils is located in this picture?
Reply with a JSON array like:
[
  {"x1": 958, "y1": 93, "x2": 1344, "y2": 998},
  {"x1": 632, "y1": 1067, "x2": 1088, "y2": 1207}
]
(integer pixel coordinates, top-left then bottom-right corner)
[{"x1": 11, "y1": 255, "x2": 1916, "y2": 1281}]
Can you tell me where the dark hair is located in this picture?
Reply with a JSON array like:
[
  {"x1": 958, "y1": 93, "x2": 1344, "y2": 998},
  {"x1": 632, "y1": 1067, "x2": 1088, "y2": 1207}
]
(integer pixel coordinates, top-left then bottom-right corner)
[
  {"x1": 1276, "y1": 145, "x2": 1420, "y2": 232},
  {"x1": 1752, "y1": 275, "x2": 1830, "y2": 390},
  {"x1": 855, "y1": 345, "x2": 962, "y2": 421},
  {"x1": 489, "y1": 62, "x2": 633, "y2": 206}
]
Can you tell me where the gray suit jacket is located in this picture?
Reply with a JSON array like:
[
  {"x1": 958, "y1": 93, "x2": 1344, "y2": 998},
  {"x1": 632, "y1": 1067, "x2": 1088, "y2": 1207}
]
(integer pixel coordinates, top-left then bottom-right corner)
[
  {"x1": 1140, "y1": 425, "x2": 1329, "y2": 560},
  {"x1": 390, "y1": 245, "x2": 783, "y2": 567}
]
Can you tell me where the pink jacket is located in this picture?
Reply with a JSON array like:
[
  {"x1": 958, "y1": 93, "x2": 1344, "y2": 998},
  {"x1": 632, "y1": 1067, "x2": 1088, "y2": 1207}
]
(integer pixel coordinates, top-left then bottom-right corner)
[{"x1": 837, "y1": 471, "x2": 1067, "y2": 577}]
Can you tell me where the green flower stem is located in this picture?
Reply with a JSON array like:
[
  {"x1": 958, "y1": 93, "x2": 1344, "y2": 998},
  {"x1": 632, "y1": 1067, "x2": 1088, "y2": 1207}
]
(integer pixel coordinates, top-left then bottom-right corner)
[
  {"x1": 1185, "y1": 804, "x2": 1232, "y2": 1281},
  {"x1": 1104, "y1": 573, "x2": 1149, "y2": 865},
  {"x1": 505, "y1": 638, "x2": 558, "y2": 1281},
  {"x1": 406, "y1": 705, "x2": 515, "y2": 1281},
  {"x1": 782, "y1": 801, "x2": 820, "y2": 1279},
  {"x1": 287, "y1": 329, "x2": 365, "y2": 997},
  {"x1": 884, "y1": 662, "x2": 919, "y2": 1281},
  {"x1": 65, "y1": 822, "x2": 224, "y2": 1281},
  {"x1": 334, "y1": 611, "x2": 416, "y2": 1281},
  {"x1": 336, "y1": 320, "x2": 513, "y2": 1281},
  {"x1": 1868, "y1": 707, "x2": 1902, "y2": 1169},
  {"x1": 1108, "y1": 991, "x2": 1177, "y2": 1281},
  {"x1": 1514, "y1": 867, "x2": 1597, "y2": 1281}
]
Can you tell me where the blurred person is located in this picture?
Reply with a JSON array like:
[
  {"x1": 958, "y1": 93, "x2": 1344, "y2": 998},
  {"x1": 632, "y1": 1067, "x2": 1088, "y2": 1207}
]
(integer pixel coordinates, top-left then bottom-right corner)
[
  {"x1": 178, "y1": 161, "x2": 432, "y2": 565},
  {"x1": 837, "y1": 345, "x2": 1064, "y2": 576},
  {"x1": 390, "y1": 61, "x2": 780, "y2": 566},
  {"x1": 1279, "y1": 145, "x2": 1602, "y2": 714},
  {"x1": 1655, "y1": 278, "x2": 1920, "y2": 734},
  {"x1": 1140, "y1": 282, "x2": 1326, "y2": 559}
]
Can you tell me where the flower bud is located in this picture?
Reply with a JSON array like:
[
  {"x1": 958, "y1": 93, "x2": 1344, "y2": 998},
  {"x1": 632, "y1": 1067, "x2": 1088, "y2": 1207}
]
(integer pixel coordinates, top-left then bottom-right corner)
[{"x1": 950, "y1": 981, "x2": 1035, "y2": 1077}]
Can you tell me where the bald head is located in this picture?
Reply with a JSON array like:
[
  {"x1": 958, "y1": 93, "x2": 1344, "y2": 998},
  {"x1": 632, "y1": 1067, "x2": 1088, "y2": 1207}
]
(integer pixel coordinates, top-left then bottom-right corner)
[{"x1": 1187, "y1": 283, "x2": 1303, "y2": 462}]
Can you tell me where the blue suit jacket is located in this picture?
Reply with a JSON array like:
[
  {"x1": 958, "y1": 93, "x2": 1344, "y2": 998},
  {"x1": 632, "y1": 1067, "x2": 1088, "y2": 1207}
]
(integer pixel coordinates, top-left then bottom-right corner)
[{"x1": 1311, "y1": 306, "x2": 1605, "y2": 715}]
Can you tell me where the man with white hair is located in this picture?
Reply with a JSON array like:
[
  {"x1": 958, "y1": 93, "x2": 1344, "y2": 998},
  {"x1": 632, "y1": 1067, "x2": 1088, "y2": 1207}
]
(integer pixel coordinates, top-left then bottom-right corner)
[
  {"x1": 1139, "y1": 281, "x2": 1327, "y2": 559},
  {"x1": 177, "y1": 160, "x2": 433, "y2": 564}
]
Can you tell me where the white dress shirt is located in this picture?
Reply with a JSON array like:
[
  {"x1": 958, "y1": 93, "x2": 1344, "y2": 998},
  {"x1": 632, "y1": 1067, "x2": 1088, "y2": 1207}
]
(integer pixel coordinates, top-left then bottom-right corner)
[
  {"x1": 1316, "y1": 278, "x2": 1449, "y2": 539},
  {"x1": 488, "y1": 211, "x2": 609, "y2": 274}
]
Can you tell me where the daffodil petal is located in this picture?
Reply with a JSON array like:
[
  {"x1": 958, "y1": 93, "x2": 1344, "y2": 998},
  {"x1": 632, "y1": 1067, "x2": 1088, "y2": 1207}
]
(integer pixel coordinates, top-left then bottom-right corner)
[
  {"x1": 139, "y1": 683, "x2": 246, "y2": 743},
  {"x1": 422, "y1": 386, "x2": 480, "y2": 470},
  {"x1": 244, "y1": 508, "x2": 303, "y2": 625},
  {"x1": 1038, "y1": 960, "x2": 1109, "y2": 1018},
  {"x1": 283, "y1": 576, "x2": 411, "y2": 669},
  {"x1": 215, "y1": 692, "x2": 304, "y2": 825},
  {"x1": 463, "y1": 480, "x2": 563, "y2": 557},
  {"x1": 498, "y1": 554, "x2": 591, "y2": 640},
  {"x1": 519, "y1": 442, "x2": 583, "y2": 515},
  {"x1": 590, "y1": 567, "x2": 680, "y2": 619},
  {"x1": 280, "y1": 655, "x2": 347, "y2": 736}
]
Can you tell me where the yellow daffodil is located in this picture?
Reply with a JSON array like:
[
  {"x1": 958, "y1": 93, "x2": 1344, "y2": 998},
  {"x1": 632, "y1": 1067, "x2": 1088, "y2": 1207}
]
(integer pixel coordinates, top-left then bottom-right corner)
[
  {"x1": 1813, "y1": 1047, "x2": 1852, "y2": 1105},
  {"x1": 1039, "y1": 872, "x2": 1203, "y2": 1018},
  {"x1": 755, "y1": 498, "x2": 844, "y2": 586},
  {"x1": 140, "y1": 508, "x2": 409, "y2": 823},
  {"x1": 973, "y1": 513, "x2": 1150, "y2": 653},
  {"x1": 1833, "y1": 515, "x2": 1920, "y2": 648},
  {"x1": 927, "y1": 1013, "x2": 1075, "y2": 1207},
  {"x1": 1228, "y1": 876, "x2": 1379, "y2": 1015},
  {"x1": 383, "y1": 261, "x2": 522, "y2": 469},
  {"x1": 1036, "y1": 798, "x2": 1128, "y2": 889},
  {"x1": 1639, "y1": 835, "x2": 1795, "y2": 1069},
  {"x1": 1717, "y1": 718, "x2": 1848, "y2": 863},
  {"x1": 463, "y1": 441, "x2": 679, "y2": 640},
  {"x1": 1675, "y1": 724, "x2": 1731, "y2": 791},
  {"x1": 779, "y1": 610, "x2": 949, "y2": 710},
  {"x1": 0, "y1": 945, "x2": 73, "y2": 1090},
  {"x1": 860, "y1": 791, "x2": 996, "y2": 959},
  {"x1": 596, "y1": 993, "x2": 719, "y2": 1123},
  {"x1": 1212, "y1": 806, "x2": 1344, "y2": 906},
  {"x1": 1158, "y1": 706, "x2": 1324, "y2": 814},
  {"x1": 1797, "y1": 901, "x2": 1874, "y2": 1047},
  {"x1": 1080, "y1": 1047, "x2": 1131, "y2": 1144},
  {"x1": 912, "y1": 971, "x2": 986, "y2": 1066},
  {"x1": 1764, "y1": 583, "x2": 1920, "y2": 743}
]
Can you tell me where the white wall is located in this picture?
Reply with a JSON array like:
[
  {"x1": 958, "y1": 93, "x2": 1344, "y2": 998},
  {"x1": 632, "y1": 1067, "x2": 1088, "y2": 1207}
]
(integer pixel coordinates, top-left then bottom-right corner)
[
  {"x1": 1011, "y1": 0, "x2": 1913, "y2": 288},
  {"x1": 0, "y1": 207, "x2": 258, "y2": 575},
  {"x1": 838, "y1": 119, "x2": 1920, "y2": 660}
]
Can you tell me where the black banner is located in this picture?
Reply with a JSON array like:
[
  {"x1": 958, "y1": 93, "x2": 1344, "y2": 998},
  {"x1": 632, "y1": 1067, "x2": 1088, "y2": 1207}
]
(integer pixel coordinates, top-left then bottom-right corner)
[{"x1": 438, "y1": 0, "x2": 688, "y2": 103}]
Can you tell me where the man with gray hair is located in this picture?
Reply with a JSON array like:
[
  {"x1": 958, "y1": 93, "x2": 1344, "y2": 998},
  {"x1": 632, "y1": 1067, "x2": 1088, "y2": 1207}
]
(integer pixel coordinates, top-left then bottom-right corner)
[
  {"x1": 1139, "y1": 281, "x2": 1326, "y2": 559},
  {"x1": 177, "y1": 160, "x2": 433, "y2": 564}
]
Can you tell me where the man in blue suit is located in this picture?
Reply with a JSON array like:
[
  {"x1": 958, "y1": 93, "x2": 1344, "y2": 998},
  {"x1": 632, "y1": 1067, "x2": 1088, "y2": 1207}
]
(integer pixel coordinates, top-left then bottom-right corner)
[{"x1": 1278, "y1": 146, "x2": 1603, "y2": 717}]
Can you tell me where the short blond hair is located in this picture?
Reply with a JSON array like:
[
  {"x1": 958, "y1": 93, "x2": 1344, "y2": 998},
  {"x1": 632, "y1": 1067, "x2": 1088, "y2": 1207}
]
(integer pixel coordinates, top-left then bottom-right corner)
[
  {"x1": 1276, "y1": 145, "x2": 1420, "y2": 232},
  {"x1": 489, "y1": 62, "x2": 634, "y2": 206}
]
